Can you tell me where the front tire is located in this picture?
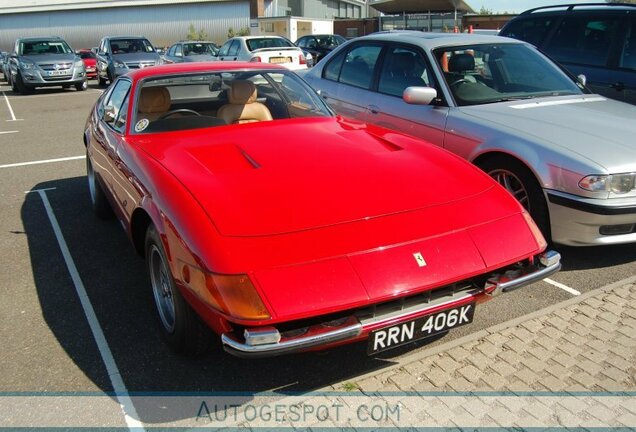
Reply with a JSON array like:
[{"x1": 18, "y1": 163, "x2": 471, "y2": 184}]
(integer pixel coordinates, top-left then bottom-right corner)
[
  {"x1": 15, "y1": 72, "x2": 34, "y2": 95},
  {"x1": 145, "y1": 225, "x2": 212, "y2": 355},
  {"x1": 75, "y1": 80, "x2": 87, "y2": 91},
  {"x1": 478, "y1": 155, "x2": 551, "y2": 242},
  {"x1": 86, "y1": 153, "x2": 113, "y2": 219}
]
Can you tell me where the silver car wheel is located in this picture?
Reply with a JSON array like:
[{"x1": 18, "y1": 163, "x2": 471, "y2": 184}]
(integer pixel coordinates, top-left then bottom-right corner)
[
  {"x1": 489, "y1": 169, "x2": 530, "y2": 210},
  {"x1": 149, "y1": 244, "x2": 176, "y2": 333}
]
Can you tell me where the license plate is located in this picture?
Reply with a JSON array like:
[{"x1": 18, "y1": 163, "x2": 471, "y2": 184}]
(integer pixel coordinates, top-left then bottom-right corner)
[
  {"x1": 269, "y1": 56, "x2": 291, "y2": 64},
  {"x1": 368, "y1": 303, "x2": 475, "y2": 354},
  {"x1": 48, "y1": 70, "x2": 70, "y2": 76}
]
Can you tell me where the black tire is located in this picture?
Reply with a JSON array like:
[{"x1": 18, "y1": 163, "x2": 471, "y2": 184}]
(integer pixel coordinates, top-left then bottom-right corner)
[
  {"x1": 86, "y1": 154, "x2": 114, "y2": 219},
  {"x1": 98, "y1": 73, "x2": 107, "y2": 87},
  {"x1": 145, "y1": 224, "x2": 212, "y2": 355},
  {"x1": 75, "y1": 80, "x2": 87, "y2": 91},
  {"x1": 15, "y1": 72, "x2": 34, "y2": 95},
  {"x1": 107, "y1": 68, "x2": 114, "y2": 84},
  {"x1": 478, "y1": 155, "x2": 551, "y2": 242}
]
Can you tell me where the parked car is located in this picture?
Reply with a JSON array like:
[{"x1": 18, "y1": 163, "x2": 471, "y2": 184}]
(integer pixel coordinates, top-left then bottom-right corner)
[
  {"x1": 163, "y1": 40, "x2": 219, "y2": 63},
  {"x1": 7, "y1": 36, "x2": 87, "y2": 94},
  {"x1": 95, "y1": 36, "x2": 161, "y2": 86},
  {"x1": 0, "y1": 51, "x2": 8, "y2": 81},
  {"x1": 78, "y1": 49, "x2": 97, "y2": 79},
  {"x1": 83, "y1": 61, "x2": 559, "y2": 356},
  {"x1": 304, "y1": 31, "x2": 636, "y2": 246},
  {"x1": 295, "y1": 34, "x2": 347, "y2": 63},
  {"x1": 499, "y1": 3, "x2": 636, "y2": 105},
  {"x1": 217, "y1": 36, "x2": 308, "y2": 70}
]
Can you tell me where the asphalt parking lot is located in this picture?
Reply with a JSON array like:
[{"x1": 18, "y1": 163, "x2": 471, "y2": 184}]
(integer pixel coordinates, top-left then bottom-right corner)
[{"x1": 1, "y1": 78, "x2": 636, "y2": 425}]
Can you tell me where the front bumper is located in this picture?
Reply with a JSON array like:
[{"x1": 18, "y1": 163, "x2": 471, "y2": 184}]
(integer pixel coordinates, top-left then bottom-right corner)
[
  {"x1": 222, "y1": 250, "x2": 561, "y2": 358},
  {"x1": 18, "y1": 67, "x2": 85, "y2": 87},
  {"x1": 547, "y1": 190, "x2": 636, "y2": 246}
]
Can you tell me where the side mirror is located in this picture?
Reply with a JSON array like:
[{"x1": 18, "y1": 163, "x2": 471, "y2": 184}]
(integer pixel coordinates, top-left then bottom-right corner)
[
  {"x1": 103, "y1": 105, "x2": 117, "y2": 123},
  {"x1": 577, "y1": 74, "x2": 587, "y2": 87},
  {"x1": 403, "y1": 86, "x2": 438, "y2": 105}
]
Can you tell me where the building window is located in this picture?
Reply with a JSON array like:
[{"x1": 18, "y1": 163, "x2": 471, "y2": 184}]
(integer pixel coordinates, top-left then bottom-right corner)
[
  {"x1": 346, "y1": 27, "x2": 359, "y2": 38},
  {"x1": 263, "y1": 22, "x2": 274, "y2": 32}
]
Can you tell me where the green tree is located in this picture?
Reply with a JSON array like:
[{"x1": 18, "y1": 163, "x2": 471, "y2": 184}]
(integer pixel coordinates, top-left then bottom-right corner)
[
  {"x1": 479, "y1": 5, "x2": 493, "y2": 14},
  {"x1": 186, "y1": 24, "x2": 208, "y2": 41}
]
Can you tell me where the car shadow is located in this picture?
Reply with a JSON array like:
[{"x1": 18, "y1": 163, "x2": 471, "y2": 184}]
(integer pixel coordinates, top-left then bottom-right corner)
[
  {"x1": 23, "y1": 176, "x2": 446, "y2": 424},
  {"x1": 556, "y1": 243, "x2": 636, "y2": 271}
]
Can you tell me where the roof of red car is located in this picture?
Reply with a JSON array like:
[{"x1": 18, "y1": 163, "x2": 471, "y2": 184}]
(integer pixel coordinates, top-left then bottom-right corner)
[{"x1": 126, "y1": 61, "x2": 288, "y2": 81}]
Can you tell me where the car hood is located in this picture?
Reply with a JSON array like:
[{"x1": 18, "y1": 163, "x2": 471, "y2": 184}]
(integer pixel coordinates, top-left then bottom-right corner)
[
  {"x1": 461, "y1": 95, "x2": 636, "y2": 172},
  {"x1": 137, "y1": 117, "x2": 496, "y2": 237},
  {"x1": 112, "y1": 52, "x2": 159, "y2": 62},
  {"x1": 183, "y1": 55, "x2": 217, "y2": 62},
  {"x1": 21, "y1": 53, "x2": 77, "y2": 64}
]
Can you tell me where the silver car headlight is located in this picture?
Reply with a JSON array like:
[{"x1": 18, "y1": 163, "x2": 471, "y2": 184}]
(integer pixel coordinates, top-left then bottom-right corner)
[
  {"x1": 75, "y1": 60, "x2": 84, "y2": 68},
  {"x1": 579, "y1": 173, "x2": 636, "y2": 194},
  {"x1": 19, "y1": 61, "x2": 35, "y2": 70},
  {"x1": 114, "y1": 60, "x2": 126, "y2": 68}
]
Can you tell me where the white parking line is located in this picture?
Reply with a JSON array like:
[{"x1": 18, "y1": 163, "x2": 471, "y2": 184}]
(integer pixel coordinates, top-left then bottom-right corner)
[
  {"x1": 544, "y1": 278, "x2": 581, "y2": 296},
  {"x1": 34, "y1": 188, "x2": 145, "y2": 431},
  {"x1": 0, "y1": 155, "x2": 85, "y2": 169},
  {"x1": 2, "y1": 91, "x2": 22, "y2": 121},
  {"x1": 4, "y1": 90, "x2": 103, "y2": 100},
  {"x1": 0, "y1": 130, "x2": 19, "y2": 135}
]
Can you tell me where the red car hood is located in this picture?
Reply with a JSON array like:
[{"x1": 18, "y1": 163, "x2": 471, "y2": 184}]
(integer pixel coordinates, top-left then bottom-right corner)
[{"x1": 136, "y1": 117, "x2": 496, "y2": 237}]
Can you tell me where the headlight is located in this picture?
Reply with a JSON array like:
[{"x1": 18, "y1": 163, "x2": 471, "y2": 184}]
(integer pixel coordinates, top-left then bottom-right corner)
[
  {"x1": 579, "y1": 173, "x2": 636, "y2": 194},
  {"x1": 114, "y1": 60, "x2": 126, "y2": 68},
  {"x1": 75, "y1": 60, "x2": 84, "y2": 68},
  {"x1": 19, "y1": 61, "x2": 35, "y2": 70}
]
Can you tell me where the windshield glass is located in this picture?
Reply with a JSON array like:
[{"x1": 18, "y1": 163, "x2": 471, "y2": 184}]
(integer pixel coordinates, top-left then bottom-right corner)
[
  {"x1": 183, "y1": 42, "x2": 218, "y2": 56},
  {"x1": 110, "y1": 39, "x2": 155, "y2": 54},
  {"x1": 133, "y1": 70, "x2": 332, "y2": 134},
  {"x1": 246, "y1": 38, "x2": 294, "y2": 51},
  {"x1": 315, "y1": 35, "x2": 345, "y2": 48},
  {"x1": 434, "y1": 43, "x2": 583, "y2": 106},
  {"x1": 20, "y1": 40, "x2": 73, "y2": 55},
  {"x1": 80, "y1": 51, "x2": 96, "y2": 59}
]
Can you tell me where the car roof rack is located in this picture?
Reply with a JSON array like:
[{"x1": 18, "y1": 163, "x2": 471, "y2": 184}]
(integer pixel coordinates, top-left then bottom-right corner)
[{"x1": 521, "y1": 2, "x2": 636, "y2": 15}]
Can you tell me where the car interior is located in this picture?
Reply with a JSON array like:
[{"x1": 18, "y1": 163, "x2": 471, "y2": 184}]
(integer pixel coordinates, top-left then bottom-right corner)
[{"x1": 134, "y1": 71, "x2": 331, "y2": 133}]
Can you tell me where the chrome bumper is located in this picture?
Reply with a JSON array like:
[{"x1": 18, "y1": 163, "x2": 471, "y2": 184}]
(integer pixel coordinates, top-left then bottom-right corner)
[{"x1": 222, "y1": 250, "x2": 561, "y2": 358}]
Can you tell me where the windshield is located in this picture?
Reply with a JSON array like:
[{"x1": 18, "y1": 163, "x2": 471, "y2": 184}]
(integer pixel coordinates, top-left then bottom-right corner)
[
  {"x1": 133, "y1": 70, "x2": 332, "y2": 134},
  {"x1": 110, "y1": 39, "x2": 155, "y2": 54},
  {"x1": 246, "y1": 38, "x2": 294, "y2": 51},
  {"x1": 183, "y1": 42, "x2": 218, "y2": 56},
  {"x1": 20, "y1": 40, "x2": 73, "y2": 55},
  {"x1": 315, "y1": 35, "x2": 346, "y2": 48},
  {"x1": 80, "y1": 51, "x2": 96, "y2": 59},
  {"x1": 434, "y1": 43, "x2": 583, "y2": 106}
]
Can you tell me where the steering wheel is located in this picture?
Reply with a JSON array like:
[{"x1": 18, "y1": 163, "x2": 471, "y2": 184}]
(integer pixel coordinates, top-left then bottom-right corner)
[
  {"x1": 158, "y1": 109, "x2": 201, "y2": 119},
  {"x1": 450, "y1": 78, "x2": 471, "y2": 87}
]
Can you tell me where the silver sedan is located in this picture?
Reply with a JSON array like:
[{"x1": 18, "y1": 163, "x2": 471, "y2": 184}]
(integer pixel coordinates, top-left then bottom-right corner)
[{"x1": 304, "y1": 32, "x2": 636, "y2": 247}]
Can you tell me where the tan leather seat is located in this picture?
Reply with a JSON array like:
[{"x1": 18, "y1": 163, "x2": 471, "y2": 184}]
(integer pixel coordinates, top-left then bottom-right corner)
[
  {"x1": 217, "y1": 80, "x2": 273, "y2": 124},
  {"x1": 138, "y1": 87, "x2": 171, "y2": 121}
]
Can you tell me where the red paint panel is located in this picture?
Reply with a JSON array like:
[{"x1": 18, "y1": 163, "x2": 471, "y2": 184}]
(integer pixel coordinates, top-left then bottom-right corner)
[
  {"x1": 254, "y1": 257, "x2": 369, "y2": 319},
  {"x1": 348, "y1": 231, "x2": 485, "y2": 300}
]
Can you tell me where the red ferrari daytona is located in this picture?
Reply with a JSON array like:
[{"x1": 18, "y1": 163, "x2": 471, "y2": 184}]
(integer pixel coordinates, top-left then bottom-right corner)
[{"x1": 83, "y1": 62, "x2": 560, "y2": 357}]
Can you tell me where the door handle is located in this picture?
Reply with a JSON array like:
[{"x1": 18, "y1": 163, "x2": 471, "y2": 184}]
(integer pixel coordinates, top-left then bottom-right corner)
[
  {"x1": 367, "y1": 105, "x2": 380, "y2": 115},
  {"x1": 320, "y1": 91, "x2": 329, "y2": 99},
  {"x1": 611, "y1": 82, "x2": 625, "y2": 91}
]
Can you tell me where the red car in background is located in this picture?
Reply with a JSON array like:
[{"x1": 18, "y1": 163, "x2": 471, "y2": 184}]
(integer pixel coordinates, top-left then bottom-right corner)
[
  {"x1": 83, "y1": 62, "x2": 560, "y2": 357},
  {"x1": 78, "y1": 49, "x2": 97, "y2": 79}
]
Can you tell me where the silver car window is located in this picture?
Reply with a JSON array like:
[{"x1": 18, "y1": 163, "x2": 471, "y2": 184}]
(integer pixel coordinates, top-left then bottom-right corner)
[
  {"x1": 378, "y1": 47, "x2": 433, "y2": 97},
  {"x1": 338, "y1": 45, "x2": 382, "y2": 90}
]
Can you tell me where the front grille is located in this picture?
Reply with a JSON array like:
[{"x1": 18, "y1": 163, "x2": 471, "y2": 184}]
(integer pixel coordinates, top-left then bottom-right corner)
[
  {"x1": 125, "y1": 61, "x2": 155, "y2": 69},
  {"x1": 39, "y1": 63, "x2": 72, "y2": 71},
  {"x1": 355, "y1": 282, "x2": 480, "y2": 325}
]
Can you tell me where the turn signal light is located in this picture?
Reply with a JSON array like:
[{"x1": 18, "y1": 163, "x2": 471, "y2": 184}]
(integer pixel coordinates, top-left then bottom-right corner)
[
  {"x1": 299, "y1": 54, "x2": 306, "y2": 65},
  {"x1": 522, "y1": 211, "x2": 547, "y2": 251}
]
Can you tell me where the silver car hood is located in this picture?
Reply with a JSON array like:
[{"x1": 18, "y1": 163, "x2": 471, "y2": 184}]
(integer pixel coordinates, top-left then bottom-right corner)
[
  {"x1": 22, "y1": 53, "x2": 77, "y2": 64},
  {"x1": 112, "y1": 52, "x2": 159, "y2": 63},
  {"x1": 460, "y1": 95, "x2": 636, "y2": 173}
]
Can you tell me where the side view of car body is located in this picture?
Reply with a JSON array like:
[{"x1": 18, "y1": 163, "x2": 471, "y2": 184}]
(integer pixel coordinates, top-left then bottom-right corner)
[
  {"x1": 78, "y1": 48, "x2": 97, "y2": 79},
  {"x1": 500, "y1": 3, "x2": 636, "y2": 105},
  {"x1": 304, "y1": 31, "x2": 636, "y2": 246},
  {"x1": 96, "y1": 36, "x2": 161, "y2": 86},
  {"x1": 295, "y1": 33, "x2": 346, "y2": 64},
  {"x1": 7, "y1": 36, "x2": 87, "y2": 94},
  {"x1": 83, "y1": 61, "x2": 559, "y2": 357},
  {"x1": 163, "y1": 40, "x2": 219, "y2": 64},
  {"x1": 217, "y1": 36, "x2": 308, "y2": 70}
]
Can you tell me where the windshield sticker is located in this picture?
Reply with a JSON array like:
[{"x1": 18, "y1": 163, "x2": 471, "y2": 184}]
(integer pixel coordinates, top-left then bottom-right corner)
[{"x1": 135, "y1": 118, "x2": 149, "y2": 132}]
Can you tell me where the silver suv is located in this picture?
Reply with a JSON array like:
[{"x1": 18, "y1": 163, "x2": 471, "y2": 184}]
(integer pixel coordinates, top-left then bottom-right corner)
[
  {"x1": 8, "y1": 36, "x2": 87, "y2": 94},
  {"x1": 96, "y1": 36, "x2": 161, "y2": 86}
]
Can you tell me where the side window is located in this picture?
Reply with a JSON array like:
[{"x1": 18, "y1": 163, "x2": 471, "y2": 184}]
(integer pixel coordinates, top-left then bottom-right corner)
[
  {"x1": 297, "y1": 38, "x2": 307, "y2": 48},
  {"x1": 620, "y1": 18, "x2": 636, "y2": 70},
  {"x1": 104, "y1": 80, "x2": 132, "y2": 133},
  {"x1": 544, "y1": 15, "x2": 620, "y2": 66},
  {"x1": 502, "y1": 17, "x2": 553, "y2": 47},
  {"x1": 378, "y1": 46, "x2": 433, "y2": 97},
  {"x1": 338, "y1": 45, "x2": 382, "y2": 90},
  {"x1": 228, "y1": 40, "x2": 240, "y2": 56},
  {"x1": 167, "y1": 45, "x2": 175, "y2": 56},
  {"x1": 218, "y1": 40, "x2": 231, "y2": 57},
  {"x1": 323, "y1": 49, "x2": 347, "y2": 81},
  {"x1": 175, "y1": 45, "x2": 183, "y2": 56}
]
